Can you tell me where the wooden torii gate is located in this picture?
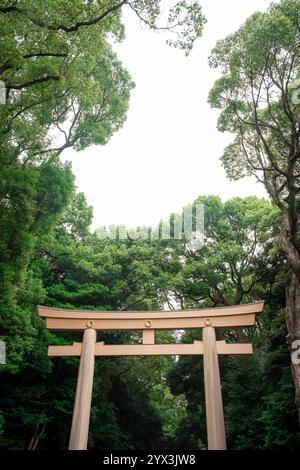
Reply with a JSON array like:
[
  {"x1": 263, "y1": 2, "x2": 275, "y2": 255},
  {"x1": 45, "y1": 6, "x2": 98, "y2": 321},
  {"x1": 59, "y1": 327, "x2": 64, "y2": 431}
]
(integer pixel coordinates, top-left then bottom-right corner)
[{"x1": 38, "y1": 301, "x2": 264, "y2": 451}]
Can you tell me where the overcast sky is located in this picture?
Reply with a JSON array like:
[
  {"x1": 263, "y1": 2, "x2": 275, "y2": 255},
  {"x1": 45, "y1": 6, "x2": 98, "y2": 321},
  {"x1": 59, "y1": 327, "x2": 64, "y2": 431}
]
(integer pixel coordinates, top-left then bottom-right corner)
[{"x1": 62, "y1": 0, "x2": 273, "y2": 230}]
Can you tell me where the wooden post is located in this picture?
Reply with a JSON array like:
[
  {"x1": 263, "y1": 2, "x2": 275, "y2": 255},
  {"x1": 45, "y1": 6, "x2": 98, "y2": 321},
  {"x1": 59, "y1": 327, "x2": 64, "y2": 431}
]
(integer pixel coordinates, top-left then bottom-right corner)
[
  {"x1": 142, "y1": 329, "x2": 155, "y2": 344},
  {"x1": 69, "y1": 328, "x2": 96, "y2": 450},
  {"x1": 203, "y1": 326, "x2": 226, "y2": 450}
]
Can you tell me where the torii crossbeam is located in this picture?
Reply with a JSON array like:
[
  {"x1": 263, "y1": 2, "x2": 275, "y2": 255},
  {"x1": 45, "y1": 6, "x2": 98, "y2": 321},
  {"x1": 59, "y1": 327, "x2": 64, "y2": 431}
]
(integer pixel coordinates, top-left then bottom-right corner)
[{"x1": 38, "y1": 301, "x2": 264, "y2": 451}]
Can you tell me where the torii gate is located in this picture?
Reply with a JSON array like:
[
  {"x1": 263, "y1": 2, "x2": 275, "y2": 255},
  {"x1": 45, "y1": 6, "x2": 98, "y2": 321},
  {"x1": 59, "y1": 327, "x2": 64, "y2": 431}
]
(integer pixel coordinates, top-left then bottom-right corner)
[{"x1": 38, "y1": 301, "x2": 264, "y2": 451}]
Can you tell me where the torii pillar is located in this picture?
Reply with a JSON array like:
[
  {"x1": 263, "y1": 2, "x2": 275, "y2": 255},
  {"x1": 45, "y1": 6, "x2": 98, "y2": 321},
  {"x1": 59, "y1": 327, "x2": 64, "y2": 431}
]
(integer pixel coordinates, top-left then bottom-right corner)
[
  {"x1": 203, "y1": 323, "x2": 226, "y2": 449},
  {"x1": 69, "y1": 327, "x2": 96, "y2": 450}
]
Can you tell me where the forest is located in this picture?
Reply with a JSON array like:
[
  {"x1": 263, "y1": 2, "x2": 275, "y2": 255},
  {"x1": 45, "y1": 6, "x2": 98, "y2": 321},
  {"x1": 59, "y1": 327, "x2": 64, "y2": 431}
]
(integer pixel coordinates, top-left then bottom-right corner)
[{"x1": 0, "y1": 0, "x2": 300, "y2": 451}]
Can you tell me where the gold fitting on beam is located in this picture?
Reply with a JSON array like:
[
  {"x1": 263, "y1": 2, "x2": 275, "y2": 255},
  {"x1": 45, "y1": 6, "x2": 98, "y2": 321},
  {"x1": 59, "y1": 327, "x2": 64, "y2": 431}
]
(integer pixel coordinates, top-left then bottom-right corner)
[
  {"x1": 144, "y1": 320, "x2": 152, "y2": 328},
  {"x1": 86, "y1": 320, "x2": 94, "y2": 328},
  {"x1": 204, "y1": 318, "x2": 212, "y2": 326}
]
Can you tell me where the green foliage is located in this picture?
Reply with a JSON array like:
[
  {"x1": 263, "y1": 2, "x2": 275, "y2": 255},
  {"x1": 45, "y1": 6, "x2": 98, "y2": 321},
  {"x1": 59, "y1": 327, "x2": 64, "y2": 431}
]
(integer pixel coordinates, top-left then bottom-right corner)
[{"x1": 208, "y1": 0, "x2": 300, "y2": 204}]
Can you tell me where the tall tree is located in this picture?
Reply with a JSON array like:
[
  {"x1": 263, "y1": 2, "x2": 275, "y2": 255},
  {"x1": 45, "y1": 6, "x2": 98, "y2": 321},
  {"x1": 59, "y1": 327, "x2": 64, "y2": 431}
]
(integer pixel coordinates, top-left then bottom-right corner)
[
  {"x1": 208, "y1": 0, "x2": 300, "y2": 422},
  {"x1": 0, "y1": 0, "x2": 205, "y2": 165}
]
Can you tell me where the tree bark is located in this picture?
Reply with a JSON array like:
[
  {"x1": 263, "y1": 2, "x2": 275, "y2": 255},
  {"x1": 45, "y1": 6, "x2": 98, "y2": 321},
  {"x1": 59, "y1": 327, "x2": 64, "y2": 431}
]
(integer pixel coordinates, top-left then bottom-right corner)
[{"x1": 279, "y1": 213, "x2": 300, "y2": 279}]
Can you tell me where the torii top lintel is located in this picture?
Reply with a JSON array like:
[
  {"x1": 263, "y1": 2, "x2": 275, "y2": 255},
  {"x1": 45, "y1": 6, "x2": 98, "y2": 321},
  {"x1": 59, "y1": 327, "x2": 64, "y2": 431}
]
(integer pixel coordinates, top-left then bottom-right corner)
[{"x1": 37, "y1": 301, "x2": 264, "y2": 331}]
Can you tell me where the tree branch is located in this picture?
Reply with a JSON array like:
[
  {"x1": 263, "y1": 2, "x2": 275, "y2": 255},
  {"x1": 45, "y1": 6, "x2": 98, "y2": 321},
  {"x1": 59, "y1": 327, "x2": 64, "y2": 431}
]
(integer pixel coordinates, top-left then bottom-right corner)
[
  {"x1": 1, "y1": 2, "x2": 127, "y2": 32},
  {"x1": 7, "y1": 75, "x2": 60, "y2": 91}
]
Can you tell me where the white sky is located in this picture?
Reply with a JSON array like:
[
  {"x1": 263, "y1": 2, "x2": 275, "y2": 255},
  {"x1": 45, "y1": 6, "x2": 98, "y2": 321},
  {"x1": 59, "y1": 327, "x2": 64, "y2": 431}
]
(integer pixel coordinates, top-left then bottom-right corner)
[{"x1": 62, "y1": 0, "x2": 273, "y2": 230}]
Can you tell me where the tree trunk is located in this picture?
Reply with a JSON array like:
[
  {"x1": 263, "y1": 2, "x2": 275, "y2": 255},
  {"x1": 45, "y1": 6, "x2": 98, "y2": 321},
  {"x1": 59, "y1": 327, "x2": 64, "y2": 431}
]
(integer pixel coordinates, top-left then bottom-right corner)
[
  {"x1": 278, "y1": 211, "x2": 300, "y2": 424},
  {"x1": 285, "y1": 272, "x2": 300, "y2": 425}
]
